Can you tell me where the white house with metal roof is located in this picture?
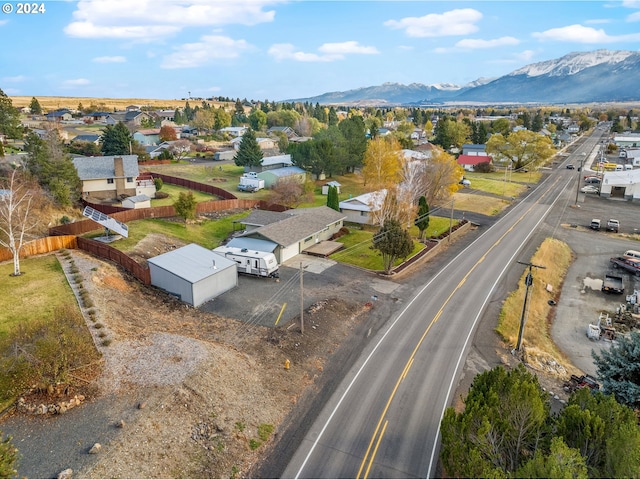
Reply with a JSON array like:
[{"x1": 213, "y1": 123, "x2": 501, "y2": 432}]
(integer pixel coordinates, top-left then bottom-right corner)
[
  {"x1": 148, "y1": 243, "x2": 237, "y2": 307},
  {"x1": 338, "y1": 190, "x2": 387, "y2": 225}
]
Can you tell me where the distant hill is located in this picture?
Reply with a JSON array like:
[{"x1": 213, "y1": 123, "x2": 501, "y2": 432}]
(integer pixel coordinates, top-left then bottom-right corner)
[{"x1": 288, "y1": 50, "x2": 640, "y2": 105}]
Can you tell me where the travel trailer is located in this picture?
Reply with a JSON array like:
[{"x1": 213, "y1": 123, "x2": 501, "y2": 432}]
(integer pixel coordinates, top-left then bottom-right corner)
[{"x1": 212, "y1": 246, "x2": 279, "y2": 278}]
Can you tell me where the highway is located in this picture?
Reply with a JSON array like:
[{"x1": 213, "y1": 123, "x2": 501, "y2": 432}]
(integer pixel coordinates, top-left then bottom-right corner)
[{"x1": 283, "y1": 128, "x2": 607, "y2": 479}]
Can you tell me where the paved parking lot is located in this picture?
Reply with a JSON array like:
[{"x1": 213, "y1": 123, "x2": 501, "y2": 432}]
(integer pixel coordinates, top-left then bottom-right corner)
[{"x1": 548, "y1": 192, "x2": 640, "y2": 375}]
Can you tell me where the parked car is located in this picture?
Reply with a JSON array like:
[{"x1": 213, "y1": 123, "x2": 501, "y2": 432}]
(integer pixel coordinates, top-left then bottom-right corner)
[
  {"x1": 566, "y1": 164, "x2": 575, "y2": 169},
  {"x1": 607, "y1": 219, "x2": 620, "y2": 232},
  {"x1": 580, "y1": 185, "x2": 599, "y2": 194},
  {"x1": 584, "y1": 177, "x2": 601, "y2": 184},
  {"x1": 590, "y1": 219, "x2": 601, "y2": 231}
]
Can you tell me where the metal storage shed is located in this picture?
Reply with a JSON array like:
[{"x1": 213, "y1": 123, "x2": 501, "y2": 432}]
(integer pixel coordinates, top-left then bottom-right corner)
[{"x1": 147, "y1": 243, "x2": 237, "y2": 307}]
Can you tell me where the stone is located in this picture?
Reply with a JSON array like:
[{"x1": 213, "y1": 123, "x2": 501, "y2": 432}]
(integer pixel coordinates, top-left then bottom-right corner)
[
  {"x1": 117, "y1": 419, "x2": 126, "y2": 428},
  {"x1": 88, "y1": 443, "x2": 102, "y2": 454},
  {"x1": 138, "y1": 401, "x2": 147, "y2": 409},
  {"x1": 57, "y1": 468, "x2": 73, "y2": 479}
]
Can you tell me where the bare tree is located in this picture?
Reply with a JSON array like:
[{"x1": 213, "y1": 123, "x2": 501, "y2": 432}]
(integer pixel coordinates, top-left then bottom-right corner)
[
  {"x1": 269, "y1": 177, "x2": 307, "y2": 208},
  {"x1": 169, "y1": 139, "x2": 193, "y2": 162},
  {"x1": 369, "y1": 186, "x2": 416, "y2": 229},
  {"x1": 0, "y1": 169, "x2": 40, "y2": 276}
]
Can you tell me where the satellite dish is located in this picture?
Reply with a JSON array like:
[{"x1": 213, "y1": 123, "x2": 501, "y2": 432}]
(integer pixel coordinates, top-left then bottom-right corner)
[{"x1": 82, "y1": 205, "x2": 129, "y2": 238}]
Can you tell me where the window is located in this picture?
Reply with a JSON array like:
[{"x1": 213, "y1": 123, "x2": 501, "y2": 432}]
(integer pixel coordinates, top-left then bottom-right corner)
[
  {"x1": 304, "y1": 236, "x2": 312, "y2": 242},
  {"x1": 126, "y1": 177, "x2": 133, "y2": 182},
  {"x1": 107, "y1": 178, "x2": 114, "y2": 184},
  {"x1": 360, "y1": 211, "x2": 366, "y2": 216}
]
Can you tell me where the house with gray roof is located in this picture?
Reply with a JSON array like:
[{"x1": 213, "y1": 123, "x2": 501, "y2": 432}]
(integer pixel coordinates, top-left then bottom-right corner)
[
  {"x1": 338, "y1": 190, "x2": 387, "y2": 225},
  {"x1": 237, "y1": 206, "x2": 345, "y2": 263},
  {"x1": 257, "y1": 166, "x2": 306, "y2": 188},
  {"x1": 72, "y1": 155, "x2": 154, "y2": 201}
]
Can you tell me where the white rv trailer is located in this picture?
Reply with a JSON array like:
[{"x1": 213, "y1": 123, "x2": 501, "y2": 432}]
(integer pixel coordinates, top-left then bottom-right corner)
[{"x1": 212, "y1": 246, "x2": 279, "y2": 278}]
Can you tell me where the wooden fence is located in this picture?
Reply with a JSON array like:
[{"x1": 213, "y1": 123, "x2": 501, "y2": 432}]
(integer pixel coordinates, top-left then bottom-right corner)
[
  {"x1": 76, "y1": 237, "x2": 150, "y2": 285},
  {"x1": 151, "y1": 172, "x2": 237, "y2": 200},
  {"x1": 0, "y1": 235, "x2": 78, "y2": 262}
]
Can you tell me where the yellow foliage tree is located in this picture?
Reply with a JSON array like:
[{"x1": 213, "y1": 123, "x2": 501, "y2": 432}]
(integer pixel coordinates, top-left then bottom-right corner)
[
  {"x1": 422, "y1": 148, "x2": 464, "y2": 205},
  {"x1": 362, "y1": 137, "x2": 402, "y2": 190}
]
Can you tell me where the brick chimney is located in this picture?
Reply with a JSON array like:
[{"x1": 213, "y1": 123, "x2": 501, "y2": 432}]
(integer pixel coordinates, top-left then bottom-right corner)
[{"x1": 114, "y1": 157, "x2": 125, "y2": 198}]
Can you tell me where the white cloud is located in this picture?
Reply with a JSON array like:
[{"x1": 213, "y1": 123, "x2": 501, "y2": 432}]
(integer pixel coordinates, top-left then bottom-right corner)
[
  {"x1": 455, "y1": 36, "x2": 520, "y2": 49},
  {"x1": 533, "y1": 24, "x2": 640, "y2": 43},
  {"x1": 627, "y1": 11, "x2": 640, "y2": 22},
  {"x1": 161, "y1": 35, "x2": 251, "y2": 68},
  {"x1": 63, "y1": 78, "x2": 91, "y2": 86},
  {"x1": 0, "y1": 19, "x2": 8, "y2": 26},
  {"x1": 93, "y1": 55, "x2": 126, "y2": 63},
  {"x1": 64, "y1": 0, "x2": 284, "y2": 41},
  {"x1": 622, "y1": 0, "x2": 640, "y2": 7},
  {"x1": 2, "y1": 75, "x2": 27, "y2": 83},
  {"x1": 269, "y1": 41, "x2": 378, "y2": 62},
  {"x1": 318, "y1": 41, "x2": 379, "y2": 56},
  {"x1": 514, "y1": 50, "x2": 536, "y2": 62},
  {"x1": 585, "y1": 18, "x2": 612, "y2": 25},
  {"x1": 384, "y1": 8, "x2": 482, "y2": 38}
]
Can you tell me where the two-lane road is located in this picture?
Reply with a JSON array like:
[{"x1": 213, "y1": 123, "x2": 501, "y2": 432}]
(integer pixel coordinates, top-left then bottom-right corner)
[{"x1": 284, "y1": 135, "x2": 600, "y2": 478}]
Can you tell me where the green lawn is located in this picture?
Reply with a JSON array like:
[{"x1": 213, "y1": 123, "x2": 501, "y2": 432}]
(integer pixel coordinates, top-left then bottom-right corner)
[
  {"x1": 86, "y1": 210, "x2": 252, "y2": 251},
  {"x1": 150, "y1": 183, "x2": 218, "y2": 207},
  {"x1": 0, "y1": 256, "x2": 76, "y2": 338},
  {"x1": 328, "y1": 217, "x2": 456, "y2": 270}
]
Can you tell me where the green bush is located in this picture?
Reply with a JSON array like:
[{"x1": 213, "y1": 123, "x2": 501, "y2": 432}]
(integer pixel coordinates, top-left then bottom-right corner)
[
  {"x1": 235, "y1": 421, "x2": 245, "y2": 432},
  {"x1": 101, "y1": 339, "x2": 112, "y2": 347},
  {"x1": 257, "y1": 424, "x2": 274, "y2": 441},
  {"x1": 249, "y1": 439, "x2": 261, "y2": 451}
]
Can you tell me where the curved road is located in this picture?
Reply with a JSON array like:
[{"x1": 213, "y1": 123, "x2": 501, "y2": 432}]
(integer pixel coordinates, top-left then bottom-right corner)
[{"x1": 283, "y1": 128, "x2": 607, "y2": 479}]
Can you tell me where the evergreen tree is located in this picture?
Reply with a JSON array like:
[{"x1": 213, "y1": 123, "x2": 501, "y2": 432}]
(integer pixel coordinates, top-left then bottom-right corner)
[
  {"x1": 328, "y1": 107, "x2": 339, "y2": 126},
  {"x1": 531, "y1": 113, "x2": 544, "y2": 132},
  {"x1": 373, "y1": 219, "x2": 413, "y2": 274},
  {"x1": 183, "y1": 101, "x2": 194, "y2": 121},
  {"x1": 233, "y1": 128, "x2": 263, "y2": 169},
  {"x1": 592, "y1": 331, "x2": 640, "y2": 409},
  {"x1": 0, "y1": 88, "x2": 22, "y2": 139},
  {"x1": 415, "y1": 196, "x2": 430, "y2": 240},
  {"x1": 24, "y1": 130, "x2": 81, "y2": 206},
  {"x1": 28, "y1": 97, "x2": 42, "y2": 115},
  {"x1": 337, "y1": 116, "x2": 367, "y2": 173},
  {"x1": 0, "y1": 429, "x2": 18, "y2": 478},
  {"x1": 326, "y1": 185, "x2": 340, "y2": 211},
  {"x1": 100, "y1": 122, "x2": 133, "y2": 156}
]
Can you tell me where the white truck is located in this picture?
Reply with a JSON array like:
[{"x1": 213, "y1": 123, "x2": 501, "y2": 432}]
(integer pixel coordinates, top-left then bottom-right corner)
[
  {"x1": 212, "y1": 246, "x2": 279, "y2": 278},
  {"x1": 238, "y1": 172, "x2": 264, "y2": 192}
]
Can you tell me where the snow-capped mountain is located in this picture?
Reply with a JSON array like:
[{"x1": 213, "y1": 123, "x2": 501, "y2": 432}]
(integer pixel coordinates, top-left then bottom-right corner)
[
  {"x1": 287, "y1": 50, "x2": 640, "y2": 105},
  {"x1": 509, "y1": 49, "x2": 636, "y2": 77}
]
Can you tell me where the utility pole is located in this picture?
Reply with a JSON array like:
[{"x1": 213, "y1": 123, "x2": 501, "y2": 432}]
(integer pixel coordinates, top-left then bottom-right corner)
[
  {"x1": 574, "y1": 152, "x2": 587, "y2": 206},
  {"x1": 515, "y1": 261, "x2": 546, "y2": 352},
  {"x1": 300, "y1": 262, "x2": 304, "y2": 334},
  {"x1": 448, "y1": 199, "x2": 455, "y2": 243}
]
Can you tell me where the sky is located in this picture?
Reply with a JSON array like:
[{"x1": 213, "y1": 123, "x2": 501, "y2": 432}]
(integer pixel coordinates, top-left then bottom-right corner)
[{"x1": 2, "y1": 0, "x2": 640, "y2": 102}]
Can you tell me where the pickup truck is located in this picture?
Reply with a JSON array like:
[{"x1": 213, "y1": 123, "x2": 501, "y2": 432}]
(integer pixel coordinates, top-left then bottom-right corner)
[
  {"x1": 237, "y1": 184, "x2": 258, "y2": 193},
  {"x1": 602, "y1": 274, "x2": 624, "y2": 294},
  {"x1": 610, "y1": 256, "x2": 640, "y2": 276},
  {"x1": 590, "y1": 219, "x2": 601, "y2": 231},
  {"x1": 606, "y1": 219, "x2": 620, "y2": 232}
]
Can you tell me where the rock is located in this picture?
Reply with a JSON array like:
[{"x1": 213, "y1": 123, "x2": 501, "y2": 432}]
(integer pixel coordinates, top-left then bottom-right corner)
[
  {"x1": 138, "y1": 401, "x2": 147, "y2": 409},
  {"x1": 117, "y1": 419, "x2": 126, "y2": 428},
  {"x1": 37, "y1": 404, "x2": 47, "y2": 414},
  {"x1": 88, "y1": 443, "x2": 102, "y2": 454},
  {"x1": 57, "y1": 468, "x2": 73, "y2": 479}
]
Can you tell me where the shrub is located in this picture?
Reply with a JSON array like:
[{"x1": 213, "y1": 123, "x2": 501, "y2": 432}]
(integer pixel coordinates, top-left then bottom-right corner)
[
  {"x1": 101, "y1": 339, "x2": 112, "y2": 347},
  {"x1": 82, "y1": 298, "x2": 94, "y2": 308},
  {"x1": 257, "y1": 424, "x2": 274, "y2": 441},
  {"x1": 235, "y1": 421, "x2": 245, "y2": 432},
  {"x1": 69, "y1": 266, "x2": 79, "y2": 274},
  {"x1": 59, "y1": 215, "x2": 71, "y2": 225},
  {"x1": 0, "y1": 305, "x2": 100, "y2": 402},
  {"x1": 93, "y1": 323, "x2": 103, "y2": 329},
  {"x1": 155, "y1": 191, "x2": 169, "y2": 199},
  {"x1": 249, "y1": 439, "x2": 261, "y2": 450}
]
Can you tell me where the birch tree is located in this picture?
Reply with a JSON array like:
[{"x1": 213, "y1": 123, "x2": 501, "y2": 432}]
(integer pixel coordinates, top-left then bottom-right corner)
[
  {"x1": 362, "y1": 137, "x2": 402, "y2": 190},
  {"x1": 0, "y1": 169, "x2": 39, "y2": 276},
  {"x1": 421, "y1": 148, "x2": 464, "y2": 205}
]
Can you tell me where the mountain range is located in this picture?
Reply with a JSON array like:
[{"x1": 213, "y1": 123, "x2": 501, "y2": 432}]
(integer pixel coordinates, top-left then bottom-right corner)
[{"x1": 288, "y1": 50, "x2": 640, "y2": 105}]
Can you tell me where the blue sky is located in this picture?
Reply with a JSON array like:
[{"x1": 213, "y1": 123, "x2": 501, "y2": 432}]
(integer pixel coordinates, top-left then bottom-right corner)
[{"x1": 2, "y1": 1, "x2": 640, "y2": 101}]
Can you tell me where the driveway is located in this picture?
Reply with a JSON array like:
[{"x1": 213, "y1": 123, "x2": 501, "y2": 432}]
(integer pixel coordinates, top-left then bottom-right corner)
[{"x1": 200, "y1": 254, "x2": 404, "y2": 327}]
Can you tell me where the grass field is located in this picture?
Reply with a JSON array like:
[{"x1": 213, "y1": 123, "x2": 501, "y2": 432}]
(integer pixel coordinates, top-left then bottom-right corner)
[
  {"x1": 86, "y1": 211, "x2": 251, "y2": 251},
  {"x1": 0, "y1": 256, "x2": 76, "y2": 338},
  {"x1": 150, "y1": 183, "x2": 218, "y2": 207},
  {"x1": 148, "y1": 163, "x2": 369, "y2": 205},
  {"x1": 10, "y1": 96, "x2": 222, "y2": 112}
]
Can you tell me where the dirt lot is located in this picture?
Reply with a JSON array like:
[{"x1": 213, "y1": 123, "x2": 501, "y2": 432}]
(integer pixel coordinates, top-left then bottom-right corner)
[{"x1": 1, "y1": 238, "x2": 392, "y2": 479}]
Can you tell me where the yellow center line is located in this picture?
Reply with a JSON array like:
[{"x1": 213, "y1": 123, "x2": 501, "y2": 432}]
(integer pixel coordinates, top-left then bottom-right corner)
[{"x1": 356, "y1": 177, "x2": 562, "y2": 477}]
